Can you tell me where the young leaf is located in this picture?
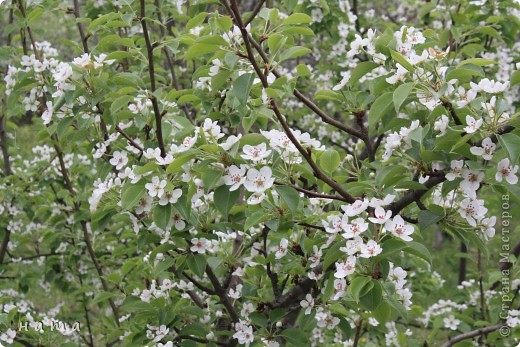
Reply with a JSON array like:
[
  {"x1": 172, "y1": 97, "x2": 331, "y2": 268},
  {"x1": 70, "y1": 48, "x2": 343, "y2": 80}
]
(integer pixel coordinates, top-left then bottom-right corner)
[
  {"x1": 349, "y1": 276, "x2": 372, "y2": 302},
  {"x1": 369, "y1": 92, "x2": 393, "y2": 131},
  {"x1": 349, "y1": 62, "x2": 379, "y2": 86},
  {"x1": 319, "y1": 148, "x2": 341, "y2": 174},
  {"x1": 187, "y1": 254, "x2": 207, "y2": 278},
  {"x1": 154, "y1": 204, "x2": 172, "y2": 230},
  {"x1": 121, "y1": 182, "x2": 146, "y2": 210},
  {"x1": 214, "y1": 185, "x2": 240, "y2": 218},
  {"x1": 233, "y1": 73, "x2": 255, "y2": 107},
  {"x1": 393, "y1": 82, "x2": 414, "y2": 112},
  {"x1": 497, "y1": 133, "x2": 520, "y2": 165},
  {"x1": 283, "y1": 13, "x2": 313, "y2": 25},
  {"x1": 390, "y1": 50, "x2": 414, "y2": 72},
  {"x1": 274, "y1": 185, "x2": 300, "y2": 213}
]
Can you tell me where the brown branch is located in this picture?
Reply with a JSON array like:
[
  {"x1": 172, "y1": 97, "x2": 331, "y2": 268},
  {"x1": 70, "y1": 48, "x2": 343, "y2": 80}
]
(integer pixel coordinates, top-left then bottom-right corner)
[
  {"x1": 388, "y1": 124, "x2": 514, "y2": 215},
  {"x1": 183, "y1": 271, "x2": 216, "y2": 295},
  {"x1": 72, "y1": 0, "x2": 89, "y2": 53},
  {"x1": 187, "y1": 290, "x2": 207, "y2": 309},
  {"x1": 2, "y1": 252, "x2": 65, "y2": 264},
  {"x1": 353, "y1": 319, "x2": 363, "y2": 347},
  {"x1": 263, "y1": 227, "x2": 280, "y2": 297},
  {"x1": 441, "y1": 323, "x2": 507, "y2": 347},
  {"x1": 441, "y1": 99, "x2": 462, "y2": 126},
  {"x1": 0, "y1": 116, "x2": 12, "y2": 176},
  {"x1": 154, "y1": 0, "x2": 181, "y2": 89},
  {"x1": 458, "y1": 242, "x2": 467, "y2": 284},
  {"x1": 16, "y1": 0, "x2": 41, "y2": 60},
  {"x1": 388, "y1": 175, "x2": 446, "y2": 215},
  {"x1": 224, "y1": 0, "x2": 356, "y2": 203},
  {"x1": 140, "y1": 0, "x2": 166, "y2": 158},
  {"x1": 0, "y1": 229, "x2": 10, "y2": 265},
  {"x1": 244, "y1": 0, "x2": 265, "y2": 26},
  {"x1": 220, "y1": 4, "x2": 367, "y2": 142},
  {"x1": 276, "y1": 182, "x2": 348, "y2": 202},
  {"x1": 205, "y1": 265, "x2": 240, "y2": 323},
  {"x1": 77, "y1": 275, "x2": 95, "y2": 347},
  {"x1": 116, "y1": 125, "x2": 144, "y2": 152},
  {"x1": 245, "y1": 33, "x2": 366, "y2": 140},
  {"x1": 52, "y1": 136, "x2": 121, "y2": 326}
]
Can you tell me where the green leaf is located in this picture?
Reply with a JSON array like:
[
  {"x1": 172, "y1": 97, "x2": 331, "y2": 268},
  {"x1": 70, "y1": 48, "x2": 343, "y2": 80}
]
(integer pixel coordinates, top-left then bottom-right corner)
[
  {"x1": 153, "y1": 204, "x2": 171, "y2": 230},
  {"x1": 314, "y1": 89, "x2": 343, "y2": 102},
  {"x1": 457, "y1": 58, "x2": 496, "y2": 67},
  {"x1": 349, "y1": 276, "x2": 372, "y2": 302},
  {"x1": 187, "y1": 254, "x2": 207, "y2": 278},
  {"x1": 497, "y1": 133, "x2": 520, "y2": 165},
  {"x1": 283, "y1": 13, "x2": 313, "y2": 25},
  {"x1": 186, "y1": 12, "x2": 208, "y2": 30},
  {"x1": 121, "y1": 181, "x2": 146, "y2": 210},
  {"x1": 245, "y1": 211, "x2": 269, "y2": 230},
  {"x1": 214, "y1": 185, "x2": 240, "y2": 218},
  {"x1": 376, "y1": 239, "x2": 407, "y2": 259},
  {"x1": 274, "y1": 186, "x2": 300, "y2": 213},
  {"x1": 282, "y1": 26, "x2": 315, "y2": 36},
  {"x1": 27, "y1": 8, "x2": 45, "y2": 25},
  {"x1": 369, "y1": 92, "x2": 393, "y2": 131},
  {"x1": 201, "y1": 168, "x2": 222, "y2": 191},
  {"x1": 155, "y1": 257, "x2": 175, "y2": 277},
  {"x1": 216, "y1": 16, "x2": 233, "y2": 32},
  {"x1": 92, "y1": 291, "x2": 116, "y2": 305},
  {"x1": 239, "y1": 133, "x2": 268, "y2": 146},
  {"x1": 110, "y1": 95, "x2": 133, "y2": 115},
  {"x1": 105, "y1": 51, "x2": 134, "y2": 61},
  {"x1": 390, "y1": 50, "x2": 414, "y2": 72},
  {"x1": 185, "y1": 43, "x2": 219, "y2": 60},
  {"x1": 323, "y1": 241, "x2": 345, "y2": 270},
  {"x1": 166, "y1": 151, "x2": 197, "y2": 174},
  {"x1": 360, "y1": 280, "x2": 383, "y2": 310},
  {"x1": 296, "y1": 64, "x2": 312, "y2": 77},
  {"x1": 280, "y1": 46, "x2": 312, "y2": 62},
  {"x1": 320, "y1": 148, "x2": 341, "y2": 174},
  {"x1": 446, "y1": 68, "x2": 484, "y2": 82},
  {"x1": 233, "y1": 73, "x2": 255, "y2": 107},
  {"x1": 418, "y1": 208, "x2": 445, "y2": 231},
  {"x1": 393, "y1": 82, "x2": 414, "y2": 112},
  {"x1": 386, "y1": 294, "x2": 408, "y2": 321},
  {"x1": 56, "y1": 117, "x2": 74, "y2": 139},
  {"x1": 373, "y1": 301, "x2": 392, "y2": 323},
  {"x1": 404, "y1": 241, "x2": 432, "y2": 264},
  {"x1": 511, "y1": 71, "x2": 520, "y2": 87},
  {"x1": 268, "y1": 33, "x2": 286, "y2": 53},
  {"x1": 281, "y1": 327, "x2": 310, "y2": 346},
  {"x1": 349, "y1": 62, "x2": 379, "y2": 85},
  {"x1": 121, "y1": 259, "x2": 136, "y2": 277},
  {"x1": 418, "y1": 1, "x2": 436, "y2": 17}
]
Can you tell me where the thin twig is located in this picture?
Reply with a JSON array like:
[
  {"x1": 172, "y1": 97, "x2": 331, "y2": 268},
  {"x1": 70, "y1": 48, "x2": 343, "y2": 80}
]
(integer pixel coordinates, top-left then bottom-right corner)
[
  {"x1": 441, "y1": 323, "x2": 507, "y2": 347},
  {"x1": 244, "y1": 0, "x2": 266, "y2": 26},
  {"x1": 223, "y1": 0, "x2": 356, "y2": 203},
  {"x1": 140, "y1": 0, "x2": 167, "y2": 157},
  {"x1": 205, "y1": 265, "x2": 239, "y2": 323}
]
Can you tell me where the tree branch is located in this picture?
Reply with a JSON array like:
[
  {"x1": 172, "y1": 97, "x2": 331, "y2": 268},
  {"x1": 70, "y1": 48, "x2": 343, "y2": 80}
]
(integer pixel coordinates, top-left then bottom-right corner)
[
  {"x1": 140, "y1": 0, "x2": 166, "y2": 158},
  {"x1": 441, "y1": 323, "x2": 507, "y2": 347},
  {"x1": 388, "y1": 175, "x2": 446, "y2": 215},
  {"x1": 205, "y1": 265, "x2": 240, "y2": 323},
  {"x1": 244, "y1": 0, "x2": 265, "y2": 26},
  {"x1": 223, "y1": 0, "x2": 357, "y2": 203},
  {"x1": 72, "y1": 0, "x2": 89, "y2": 53}
]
